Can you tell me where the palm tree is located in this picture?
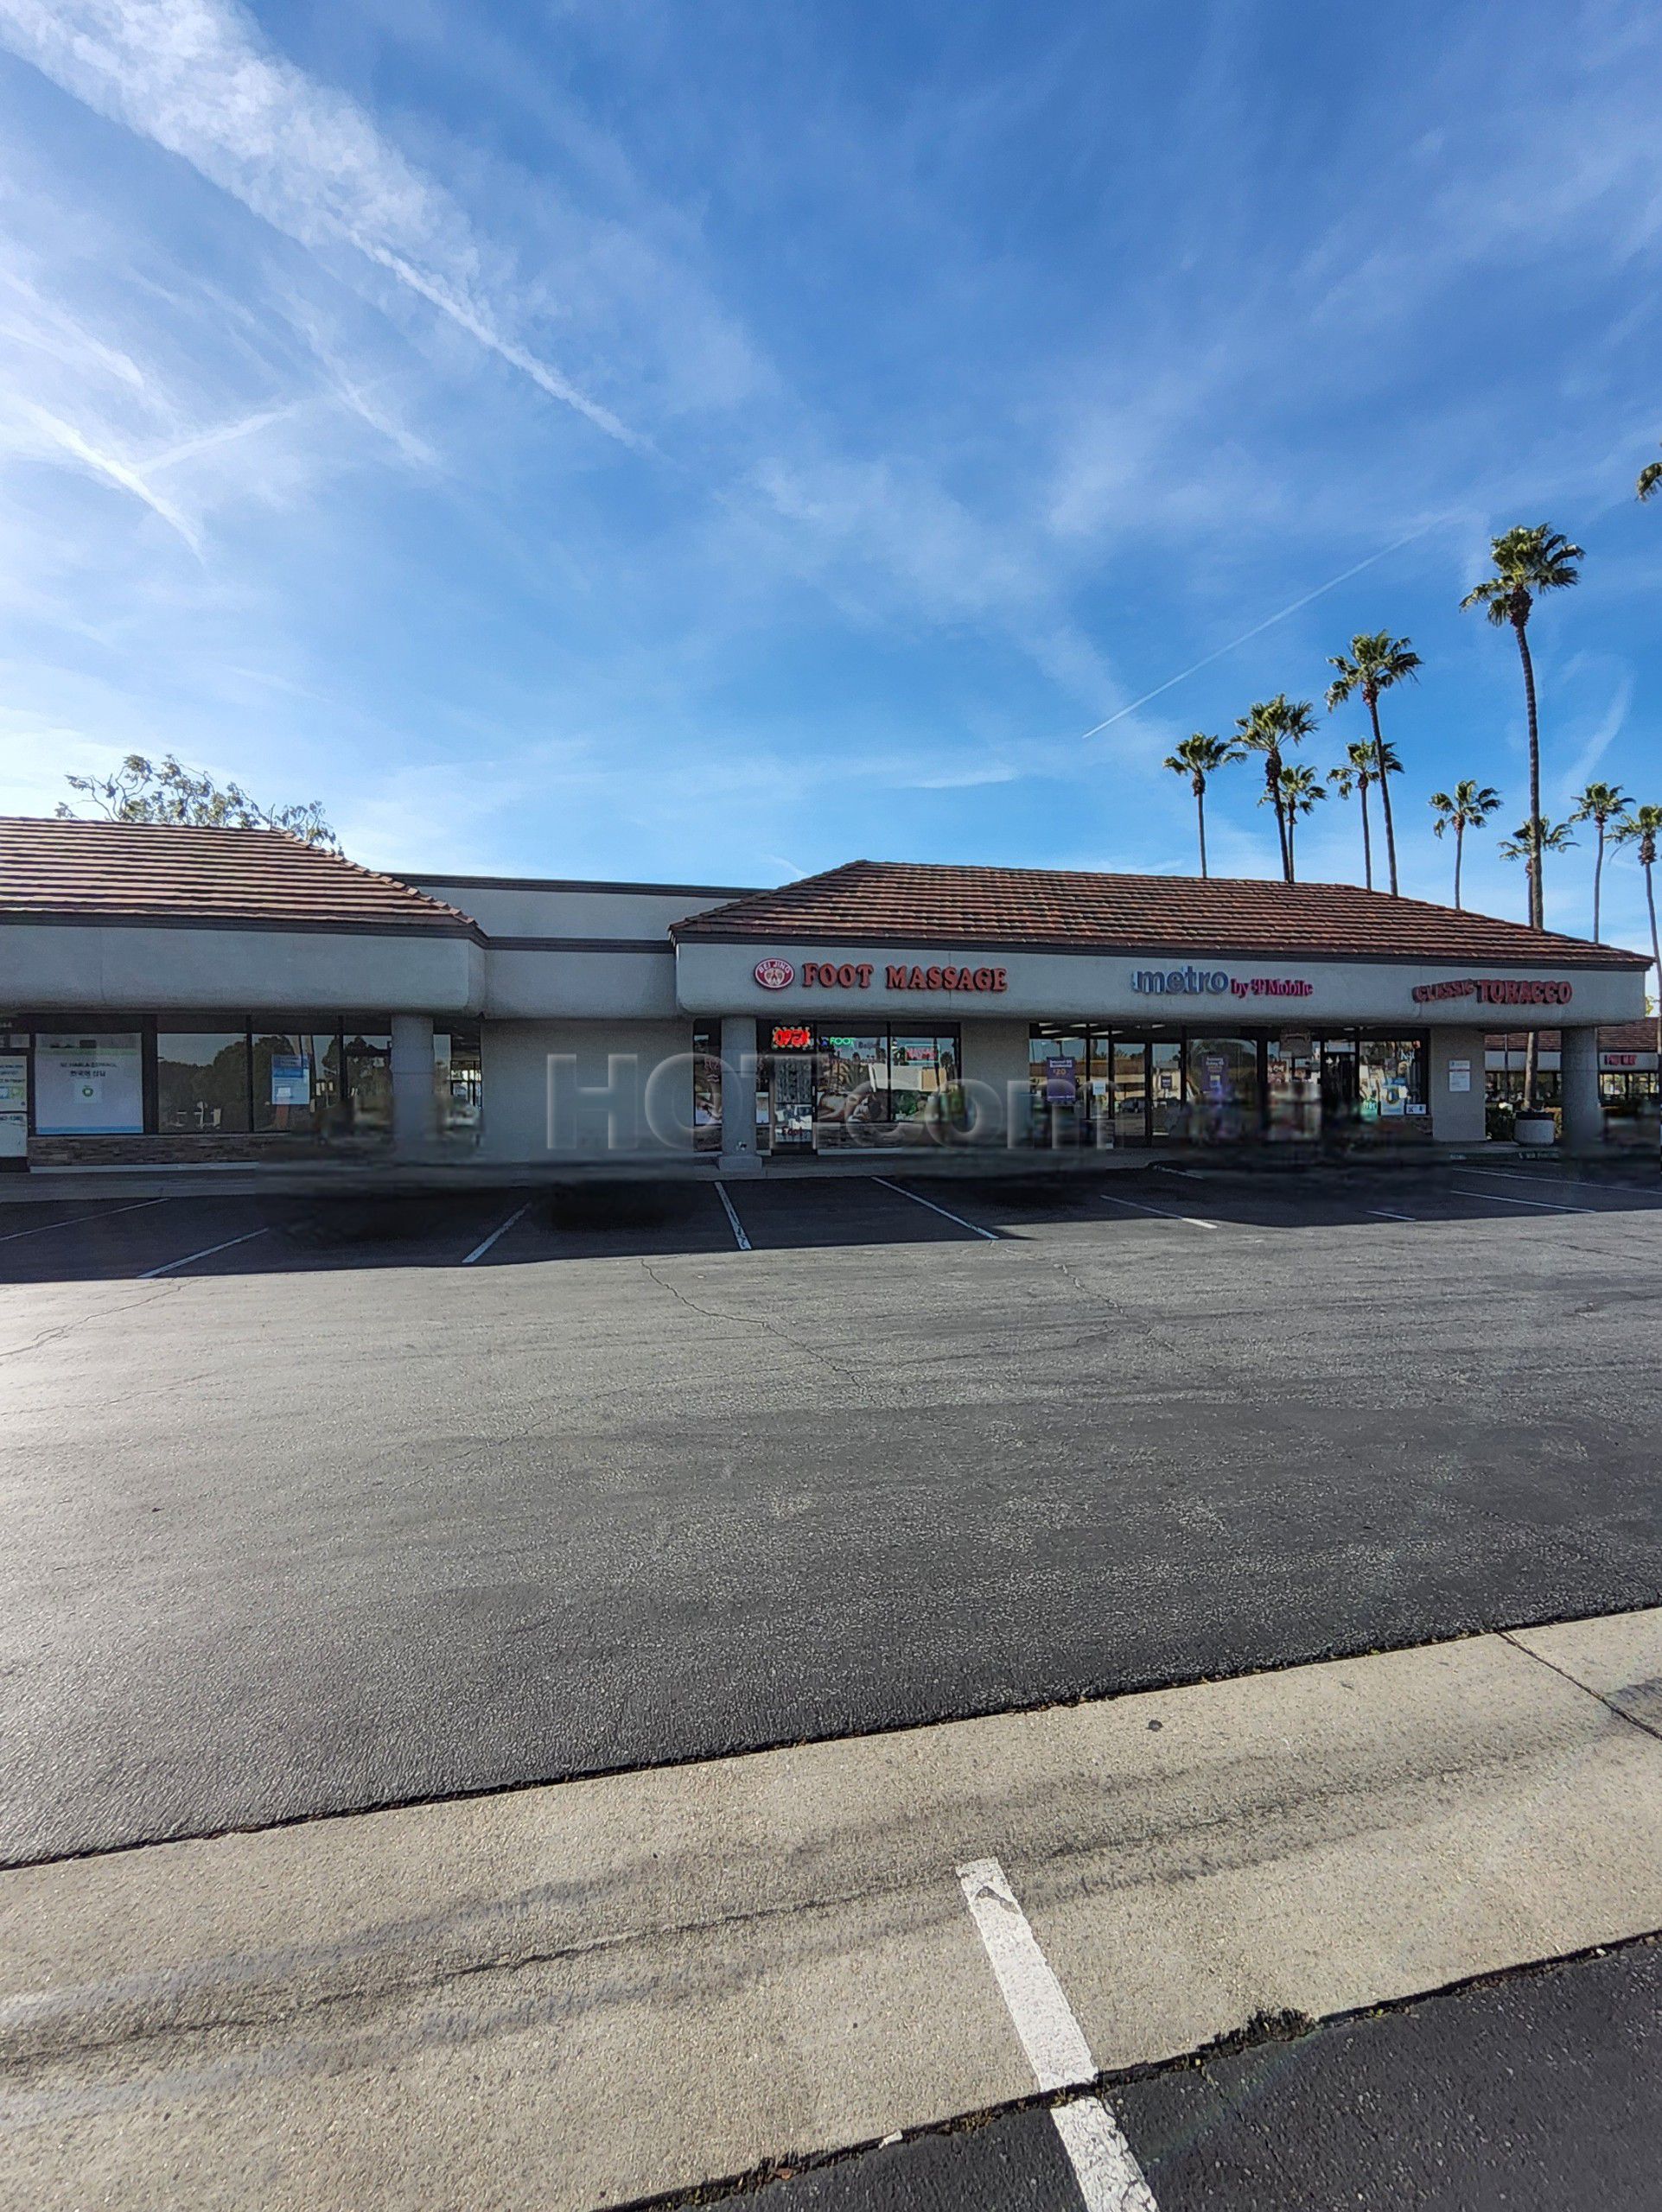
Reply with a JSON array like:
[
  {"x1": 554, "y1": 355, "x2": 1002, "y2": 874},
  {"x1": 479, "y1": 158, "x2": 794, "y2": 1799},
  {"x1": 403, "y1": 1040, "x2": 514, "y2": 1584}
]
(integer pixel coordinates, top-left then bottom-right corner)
[
  {"x1": 1429, "y1": 779, "x2": 1501, "y2": 910},
  {"x1": 1235, "y1": 695, "x2": 1316, "y2": 881},
  {"x1": 1569, "y1": 780, "x2": 1631, "y2": 944},
  {"x1": 1324, "y1": 633, "x2": 1419, "y2": 896},
  {"x1": 1163, "y1": 733, "x2": 1243, "y2": 879},
  {"x1": 1265, "y1": 763, "x2": 1326, "y2": 880},
  {"x1": 1639, "y1": 449, "x2": 1661, "y2": 501},
  {"x1": 1612, "y1": 804, "x2": 1662, "y2": 1066},
  {"x1": 1328, "y1": 738, "x2": 1402, "y2": 892},
  {"x1": 1498, "y1": 817, "x2": 1577, "y2": 918},
  {"x1": 1460, "y1": 526, "x2": 1582, "y2": 929}
]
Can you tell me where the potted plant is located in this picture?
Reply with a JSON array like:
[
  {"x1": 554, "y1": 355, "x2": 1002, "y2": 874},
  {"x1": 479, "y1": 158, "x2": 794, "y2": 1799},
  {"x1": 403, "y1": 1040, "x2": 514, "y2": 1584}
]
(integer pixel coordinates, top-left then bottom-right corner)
[{"x1": 1514, "y1": 1104, "x2": 1558, "y2": 1147}]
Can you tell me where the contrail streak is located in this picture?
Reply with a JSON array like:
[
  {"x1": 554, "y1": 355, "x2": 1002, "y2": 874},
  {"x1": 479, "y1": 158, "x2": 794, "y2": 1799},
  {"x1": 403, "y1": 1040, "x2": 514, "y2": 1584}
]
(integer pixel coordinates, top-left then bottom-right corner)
[{"x1": 1072, "y1": 518, "x2": 1442, "y2": 745}]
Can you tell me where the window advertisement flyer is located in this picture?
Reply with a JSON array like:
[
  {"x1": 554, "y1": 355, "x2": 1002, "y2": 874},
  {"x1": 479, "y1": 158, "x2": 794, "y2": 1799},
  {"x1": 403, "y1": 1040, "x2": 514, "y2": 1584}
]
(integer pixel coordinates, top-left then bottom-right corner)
[
  {"x1": 34, "y1": 1034, "x2": 144, "y2": 1135},
  {"x1": 0, "y1": 1052, "x2": 26, "y2": 1160},
  {"x1": 270, "y1": 1052, "x2": 312, "y2": 1107}
]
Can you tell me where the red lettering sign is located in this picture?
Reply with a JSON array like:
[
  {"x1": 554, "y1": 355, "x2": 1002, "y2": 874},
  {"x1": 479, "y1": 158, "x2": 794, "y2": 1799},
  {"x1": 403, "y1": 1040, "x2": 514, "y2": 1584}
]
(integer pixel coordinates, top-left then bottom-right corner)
[
  {"x1": 1411, "y1": 977, "x2": 1573, "y2": 1006},
  {"x1": 783, "y1": 959, "x2": 1009, "y2": 993}
]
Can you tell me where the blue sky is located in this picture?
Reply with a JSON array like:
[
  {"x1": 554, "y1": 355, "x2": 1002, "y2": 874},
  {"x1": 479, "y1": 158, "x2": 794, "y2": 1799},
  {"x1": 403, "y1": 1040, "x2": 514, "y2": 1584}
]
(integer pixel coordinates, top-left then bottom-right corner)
[{"x1": 0, "y1": 0, "x2": 1659, "y2": 954}]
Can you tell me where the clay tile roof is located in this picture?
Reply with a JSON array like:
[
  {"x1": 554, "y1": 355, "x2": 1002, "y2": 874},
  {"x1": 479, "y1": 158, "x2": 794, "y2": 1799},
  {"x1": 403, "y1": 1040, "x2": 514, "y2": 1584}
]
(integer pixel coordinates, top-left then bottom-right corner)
[
  {"x1": 672, "y1": 860, "x2": 1649, "y2": 969},
  {"x1": 0, "y1": 817, "x2": 481, "y2": 937}
]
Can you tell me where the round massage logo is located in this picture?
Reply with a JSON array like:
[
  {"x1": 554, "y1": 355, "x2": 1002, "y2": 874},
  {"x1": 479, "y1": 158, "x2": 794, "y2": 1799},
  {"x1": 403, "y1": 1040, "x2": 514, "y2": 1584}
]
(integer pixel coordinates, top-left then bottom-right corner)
[{"x1": 753, "y1": 957, "x2": 795, "y2": 991}]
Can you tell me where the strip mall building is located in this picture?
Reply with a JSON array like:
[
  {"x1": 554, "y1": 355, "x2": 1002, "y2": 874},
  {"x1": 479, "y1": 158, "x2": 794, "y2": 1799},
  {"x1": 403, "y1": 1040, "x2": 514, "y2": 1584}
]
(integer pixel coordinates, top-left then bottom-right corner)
[{"x1": 0, "y1": 817, "x2": 1651, "y2": 1173}]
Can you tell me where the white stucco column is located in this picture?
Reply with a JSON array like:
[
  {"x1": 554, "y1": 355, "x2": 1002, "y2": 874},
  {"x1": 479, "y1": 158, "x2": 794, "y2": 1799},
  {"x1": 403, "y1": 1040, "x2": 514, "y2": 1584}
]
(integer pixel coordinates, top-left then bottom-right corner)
[
  {"x1": 718, "y1": 1014, "x2": 760, "y2": 1173},
  {"x1": 1427, "y1": 1027, "x2": 1487, "y2": 1146},
  {"x1": 1561, "y1": 1027, "x2": 1604, "y2": 1154},
  {"x1": 390, "y1": 1013, "x2": 437, "y2": 1156}
]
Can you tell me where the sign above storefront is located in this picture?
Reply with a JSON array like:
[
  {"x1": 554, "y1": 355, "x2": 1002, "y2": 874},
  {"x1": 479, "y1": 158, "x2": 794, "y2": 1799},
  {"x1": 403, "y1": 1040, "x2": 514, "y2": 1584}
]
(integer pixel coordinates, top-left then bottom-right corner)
[
  {"x1": 754, "y1": 957, "x2": 1009, "y2": 995},
  {"x1": 1412, "y1": 977, "x2": 1574, "y2": 1006},
  {"x1": 1130, "y1": 967, "x2": 1313, "y2": 1000}
]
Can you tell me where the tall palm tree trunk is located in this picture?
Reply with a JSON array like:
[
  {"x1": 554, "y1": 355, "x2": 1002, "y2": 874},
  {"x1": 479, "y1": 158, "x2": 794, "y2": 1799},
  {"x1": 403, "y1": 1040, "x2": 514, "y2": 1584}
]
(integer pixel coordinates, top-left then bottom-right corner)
[
  {"x1": 1592, "y1": 821, "x2": 1604, "y2": 944},
  {"x1": 1264, "y1": 753, "x2": 1289, "y2": 880},
  {"x1": 1646, "y1": 857, "x2": 1661, "y2": 1067},
  {"x1": 1359, "y1": 782, "x2": 1373, "y2": 891},
  {"x1": 1194, "y1": 779, "x2": 1208, "y2": 880},
  {"x1": 1513, "y1": 617, "x2": 1543, "y2": 929},
  {"x1": 1366, "y1": 695, "x2": 1398, "y2": 894},
  {"x1": 1454, "y1": 821, "x2": 1464, "y2": 910}
]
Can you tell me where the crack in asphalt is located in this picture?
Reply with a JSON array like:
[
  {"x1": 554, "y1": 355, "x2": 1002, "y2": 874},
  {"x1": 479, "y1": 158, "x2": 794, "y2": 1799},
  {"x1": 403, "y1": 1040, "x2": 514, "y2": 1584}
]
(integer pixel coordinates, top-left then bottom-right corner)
[{"x1": 637, "y1": 1260, "x2": 867, "y2": 1387}]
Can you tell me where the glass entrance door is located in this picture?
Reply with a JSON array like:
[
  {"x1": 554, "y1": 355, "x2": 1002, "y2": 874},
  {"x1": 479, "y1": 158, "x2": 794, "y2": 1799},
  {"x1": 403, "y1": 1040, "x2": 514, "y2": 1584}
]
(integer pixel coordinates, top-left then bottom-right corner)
[
  {"x1": 1110, "y1": 1039, "x2": 1149, "y2": 1145},
  {"x1": 770, "y1": 1053, "x2": 816, "y2": 1149}
]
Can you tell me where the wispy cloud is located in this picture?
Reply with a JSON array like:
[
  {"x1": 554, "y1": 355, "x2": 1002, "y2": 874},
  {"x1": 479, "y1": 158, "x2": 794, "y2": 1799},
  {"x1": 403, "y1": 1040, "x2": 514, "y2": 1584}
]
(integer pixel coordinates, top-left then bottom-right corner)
[
  {"x1": 0, "y1": 0, "x2": 640, "y2": 446},
  {"x1": 10, "y1": 401, "x2": 201, "y2": 550}
]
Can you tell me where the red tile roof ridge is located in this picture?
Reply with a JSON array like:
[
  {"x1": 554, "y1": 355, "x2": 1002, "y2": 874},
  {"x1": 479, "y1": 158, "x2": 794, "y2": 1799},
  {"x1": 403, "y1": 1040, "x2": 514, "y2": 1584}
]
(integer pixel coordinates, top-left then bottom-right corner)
[
  {"x1": 671, "y1": 857, "x2": 1650, "y2": 969},
  {"x1": 0, "y1": 816, "x2": 481, "y2": 934}
]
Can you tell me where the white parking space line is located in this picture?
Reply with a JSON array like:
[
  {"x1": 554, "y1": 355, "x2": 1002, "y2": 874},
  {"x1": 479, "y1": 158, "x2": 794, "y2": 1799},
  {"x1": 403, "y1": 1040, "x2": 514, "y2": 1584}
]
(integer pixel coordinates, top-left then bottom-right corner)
[
  {"x1": 869, "y1": 1176, "x2": 999, "y2": 1241},
  {"x1": 0, "y1": 1197, "x2": 170, "y2": 1244},
  {"x1": 958, "y1": 1856, "x2": 1157, "y2": 2211},
  {"x1": 1452, "y1": 1185, "x2": 1593, "y2": 1214},
  {"x1": 714, "y1": 1182, "x2": 751, "y2": 1251},
  {"x1": 1460, "y1": 1163, "x2": 1661, "y2": 1198},
  {"x1": 462, "y1": 1201, "x2": 532, "y2": 1265},
  {"x1": 1367, "y1": 1207, "x2": 1422, "y2": 1223},
  {"x1": 140, "y1": 1226, "x2": 269, "y2": 1278},
  {"x1": 1100, "y1": 1192, "x2": 1219, "y2": 1230}
]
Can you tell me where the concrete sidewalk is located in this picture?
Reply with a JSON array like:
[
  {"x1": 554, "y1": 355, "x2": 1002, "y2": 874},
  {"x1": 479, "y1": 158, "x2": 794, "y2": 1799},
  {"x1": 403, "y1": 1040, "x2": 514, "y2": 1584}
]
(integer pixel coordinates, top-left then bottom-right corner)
[{"x1": 3, "y1": 1610, "x2": 1659, "y2": 2211}]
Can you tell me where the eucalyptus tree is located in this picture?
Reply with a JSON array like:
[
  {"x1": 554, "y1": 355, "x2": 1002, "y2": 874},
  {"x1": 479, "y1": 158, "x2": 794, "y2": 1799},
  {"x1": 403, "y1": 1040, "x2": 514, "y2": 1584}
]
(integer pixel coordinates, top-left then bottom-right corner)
[
  {"x1": 1328, "y1": 737, "x2": 1400, "y2": 892},
  {"x1": 1612, "y1": 804, "x2": 1662, "y2": 1065},
  {"x1": 1235, "y1": 695, "x2": 1316, "y2": 882},
  {"x1": 1162, "y1": 733, "x2": 1243, "y2": 880},
  {"x1": 1265, "y1": 762, "x2": 1327, "y2": 881},
  {"x1": 1428, "y1": 779, "x2": 1501, "y2": 910},
  {"x1": 1570, "y1": 780, "x2": 1631, "y2": 944},
  {"x1": 1460, "y1": 527, "x2": 1582, "y2": 928},
  {"x1": 1324, "y1": 633, "x2": 1419, "y2": 896}
]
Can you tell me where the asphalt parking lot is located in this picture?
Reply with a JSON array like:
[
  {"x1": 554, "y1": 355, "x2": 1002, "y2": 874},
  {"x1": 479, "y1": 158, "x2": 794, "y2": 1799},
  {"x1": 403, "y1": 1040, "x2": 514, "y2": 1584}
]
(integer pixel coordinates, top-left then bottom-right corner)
[
  {"x1": 3, "y1": 1159, "x2": 1661, "y2": 2209},
  {"x1": 4, "y1": 1156, "x2": 1661, "y2": 1864}
]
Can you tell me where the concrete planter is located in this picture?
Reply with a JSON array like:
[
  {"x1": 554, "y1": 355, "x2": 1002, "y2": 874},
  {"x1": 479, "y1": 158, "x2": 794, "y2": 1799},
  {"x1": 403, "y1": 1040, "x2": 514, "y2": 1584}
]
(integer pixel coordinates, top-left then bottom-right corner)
[{"x1": 1513, "y1": 1114, "x2": 1557, "y2": 1147}]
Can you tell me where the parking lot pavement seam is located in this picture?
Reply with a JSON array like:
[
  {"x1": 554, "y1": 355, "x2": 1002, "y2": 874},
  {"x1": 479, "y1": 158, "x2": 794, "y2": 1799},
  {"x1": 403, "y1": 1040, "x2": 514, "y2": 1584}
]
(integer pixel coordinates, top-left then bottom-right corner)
[{"x1": 1497, "y1": 1627, "x2": 1662, "y2": 1746}]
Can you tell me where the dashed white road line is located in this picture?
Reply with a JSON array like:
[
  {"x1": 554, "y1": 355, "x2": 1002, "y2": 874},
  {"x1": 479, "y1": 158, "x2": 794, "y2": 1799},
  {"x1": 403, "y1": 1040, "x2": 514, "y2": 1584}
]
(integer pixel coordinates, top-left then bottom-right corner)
[
  {"x1": 958, "y1": 1856, "x2": 1157, "y2": 2211},
  {"x1": 140, "y1": 1226, "x2": 269, "y2": 1278},
  {"x1": 714, "y1": 1181, "x2": 751, "y2": 1251},
  {"x1": 1100, "y1": 1192, "x2": 1220, "y2": 1230},
  {"x1": 869, "y1": 1176, "x2": 999, "y2": 1241},
  {"x1": 462, "y1": 1201, "x2": 532, "y2": 1265},
  {"x1": 0, "y1": 1197, "x2": 169, "y2": 1243},
  {"x1": 1452, "y1": 1185, "x2": 1593, "y2": 1214}
]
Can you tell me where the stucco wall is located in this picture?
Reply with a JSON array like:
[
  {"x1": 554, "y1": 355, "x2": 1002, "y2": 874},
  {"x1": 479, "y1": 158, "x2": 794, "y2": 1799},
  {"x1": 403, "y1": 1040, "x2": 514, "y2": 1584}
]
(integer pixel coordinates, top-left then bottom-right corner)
[
  {"x1": 1427, "y1": 1026, "x2": 1489, "y2": 1145},
  {"x1": 1, "y1": 922, "x2": 482, "y2": 1016},
  {"x1": 675, "y1": 938, "x2": 1647, "y2": 1029},
  {"x1": 478, "y1": 1017, "x2": 699, "y2": 1160}
]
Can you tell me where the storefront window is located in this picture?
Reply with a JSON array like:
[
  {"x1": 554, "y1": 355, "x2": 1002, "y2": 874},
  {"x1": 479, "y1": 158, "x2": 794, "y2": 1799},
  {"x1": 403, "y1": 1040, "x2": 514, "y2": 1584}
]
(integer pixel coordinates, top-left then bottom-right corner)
[
  {"x1": 1111, "y1": 1039, "x2": 1149, "y2": 1143},
  {"x1": 1266, "y1": 1033, "x2": 1321, "y2": 1140},
  {"x1": 888, "y1": 1033, "x2": 958, "y2": 1127},
  {"x1": 342, "y1": 1033, "x2": 392, "y2": 1133},
  {"x1": 252, "y1": 1032, "x2": 334, "y2": 1135},
  {"x1": 156, "y1": 1032, "x2": 250, "y2": 1134},
  {"x1": 818, "y1": 1033, "x2": 888, "y2": 1141},
  {"x1": 1149, "y1": 1040, "x2": 1187, "y2": 1140},
  {"x1": 1185, "y1": 1035, "x2": 1259, "y2": 1142},
  {"x1": 1357, "y1": 1037, "x2": 1427, "y2": 1128},
  {"x1": 691, "y1": 1022, "x2": 722, "y2": 1151},
  {"x1": 1028, "y1": 1032, "x2": 1086, "y2": 1147},
  {"x1": 436, "y1": 1024, "x2": 483, "y2": 1142}
]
